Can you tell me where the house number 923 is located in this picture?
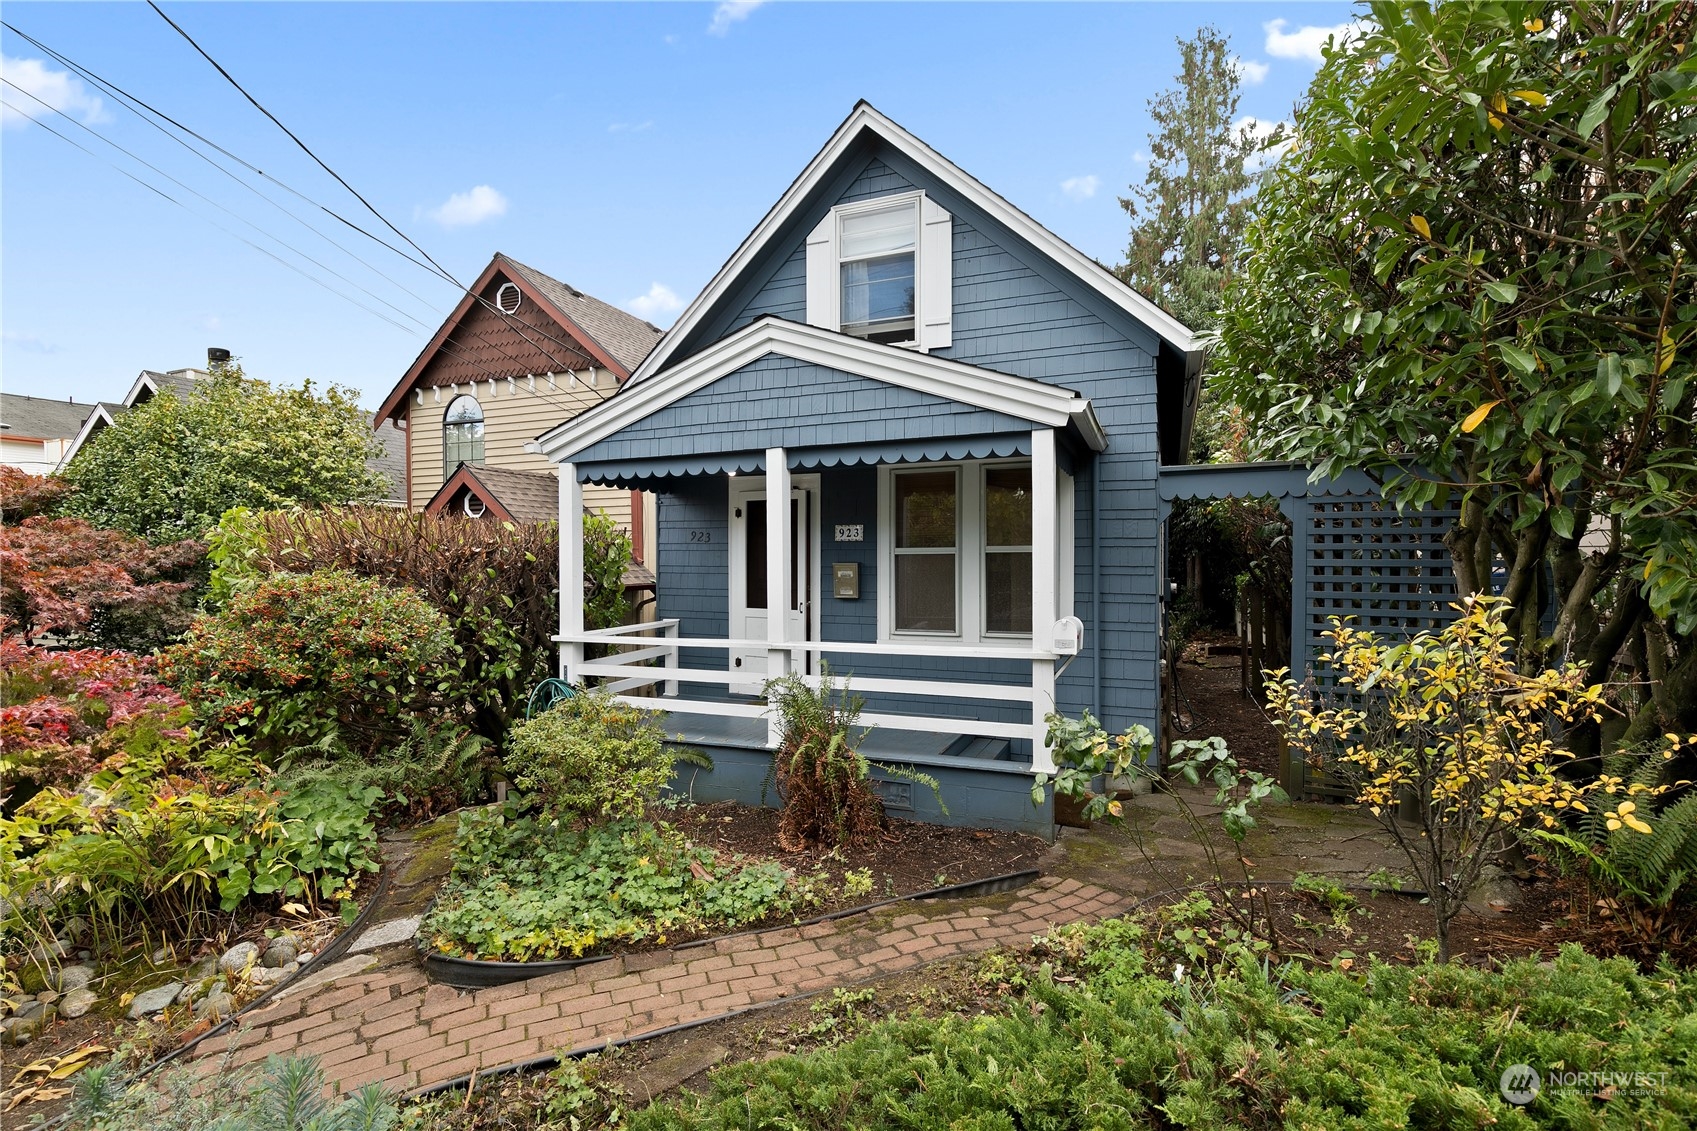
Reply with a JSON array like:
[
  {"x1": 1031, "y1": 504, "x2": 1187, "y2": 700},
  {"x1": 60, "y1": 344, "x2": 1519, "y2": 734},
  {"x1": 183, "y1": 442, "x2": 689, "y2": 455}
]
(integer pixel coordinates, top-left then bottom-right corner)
[{"x1": 689, "y1": 530, "x2": 712, "y2": 543}]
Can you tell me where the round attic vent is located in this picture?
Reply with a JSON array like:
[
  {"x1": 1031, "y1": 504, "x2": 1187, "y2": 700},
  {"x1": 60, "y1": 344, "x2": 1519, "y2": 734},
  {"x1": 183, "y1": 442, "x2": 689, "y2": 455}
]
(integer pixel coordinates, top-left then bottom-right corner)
[{"x1": 494, "y1": 282, "x2": 522, "y2": 315}]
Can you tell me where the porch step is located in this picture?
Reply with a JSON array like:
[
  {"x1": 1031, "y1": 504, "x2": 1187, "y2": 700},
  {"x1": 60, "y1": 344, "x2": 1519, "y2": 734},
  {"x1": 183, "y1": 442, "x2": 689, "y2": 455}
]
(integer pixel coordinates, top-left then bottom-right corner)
[{"x1": 947, "y1": 736, "x2": 1014, "y2": 762}]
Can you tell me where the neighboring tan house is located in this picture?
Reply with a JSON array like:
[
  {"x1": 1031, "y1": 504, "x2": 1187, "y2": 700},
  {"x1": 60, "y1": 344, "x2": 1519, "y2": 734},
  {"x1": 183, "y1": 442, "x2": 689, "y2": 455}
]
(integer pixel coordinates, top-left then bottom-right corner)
[
  {"x1": 0, "y1": 393, "x2": 97, "y2": 474},
  {"x1": 373, "y1": 253, "x2": 663, "y2": 565}
]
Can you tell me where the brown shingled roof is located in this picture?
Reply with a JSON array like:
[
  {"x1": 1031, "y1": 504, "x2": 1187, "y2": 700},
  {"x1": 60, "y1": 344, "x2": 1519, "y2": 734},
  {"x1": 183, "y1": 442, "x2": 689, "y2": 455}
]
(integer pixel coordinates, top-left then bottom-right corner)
[{"x1": 495, "y1": 254, "x2": 664, "y2": 375}]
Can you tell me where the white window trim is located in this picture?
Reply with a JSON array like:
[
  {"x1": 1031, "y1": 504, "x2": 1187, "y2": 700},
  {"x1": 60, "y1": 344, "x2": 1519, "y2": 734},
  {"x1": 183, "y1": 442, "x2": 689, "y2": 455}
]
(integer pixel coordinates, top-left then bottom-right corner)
[
  {"x1": 807, "y1": 190, "x2": 952, "y2": 352},
  {"x1": 876, "y1": 458, "x2": 1073, "y2": 646}
]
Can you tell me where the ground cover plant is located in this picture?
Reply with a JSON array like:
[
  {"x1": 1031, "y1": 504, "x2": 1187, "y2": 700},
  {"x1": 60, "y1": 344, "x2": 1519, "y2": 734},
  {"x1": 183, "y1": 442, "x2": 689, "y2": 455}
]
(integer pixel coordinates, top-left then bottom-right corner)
[
  {"x1": 420, "y1": 808, "x2": 822, "y2": 962},
  {"x1": 629, "y1": 918, "x2": 1697, "y2": 1130},
  {"x1": 66, "y1": 1052, "x2": 399, "y2": 1131},
  {"x1": 2, "y1": 711, "x2": 380, "y2": 946}
]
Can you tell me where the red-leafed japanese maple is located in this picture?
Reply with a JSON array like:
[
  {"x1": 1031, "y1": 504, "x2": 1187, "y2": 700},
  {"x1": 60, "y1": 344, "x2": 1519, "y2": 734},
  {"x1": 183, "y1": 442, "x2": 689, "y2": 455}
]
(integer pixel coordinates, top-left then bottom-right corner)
[
  {"x1": 0, "y1": 512, "x2": 204, "y2": 650},
  {"x1": 0, "y1": 465, "x2": 73, "y2": 522},
  {"x1": 0, "y1": 638, "x2": 185, "y2": 797}
]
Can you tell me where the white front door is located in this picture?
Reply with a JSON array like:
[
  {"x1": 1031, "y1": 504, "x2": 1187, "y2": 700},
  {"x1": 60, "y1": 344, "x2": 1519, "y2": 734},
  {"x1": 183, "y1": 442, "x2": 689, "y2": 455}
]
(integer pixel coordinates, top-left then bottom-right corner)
[{"x1": 729, "y1": 478, "x2": 816, "y2": 695}]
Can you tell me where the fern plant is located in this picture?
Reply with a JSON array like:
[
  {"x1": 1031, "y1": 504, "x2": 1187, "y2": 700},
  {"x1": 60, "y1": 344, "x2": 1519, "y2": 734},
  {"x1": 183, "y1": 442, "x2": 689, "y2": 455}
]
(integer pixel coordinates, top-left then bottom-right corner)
[
  {"x1": 763, "y1": 664, "x2": 942, "y2": 851},
  {"x1": 1524, "y1": 739, "x2": 1697, "y2": 947}
]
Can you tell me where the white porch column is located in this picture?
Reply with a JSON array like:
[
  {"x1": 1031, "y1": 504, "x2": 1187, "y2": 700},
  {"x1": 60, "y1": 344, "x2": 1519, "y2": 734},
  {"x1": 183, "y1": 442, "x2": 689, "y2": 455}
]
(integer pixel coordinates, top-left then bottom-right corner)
[
  {"x1": 765, "y1": 447, "x2": 792, "y2": 749},
  {"x1": 1030, "y1": 429, "x2": 1058, "y2": 774},
  {"x1": 559, "y1": 464, "x2": 585, "y2": 684}
]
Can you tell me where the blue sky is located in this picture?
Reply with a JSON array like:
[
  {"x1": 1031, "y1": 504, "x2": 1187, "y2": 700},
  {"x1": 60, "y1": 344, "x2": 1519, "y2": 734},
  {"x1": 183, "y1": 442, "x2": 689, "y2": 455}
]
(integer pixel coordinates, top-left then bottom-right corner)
[{"x1": 2, "y1": 1, "x2": 1356, "y2": 409}]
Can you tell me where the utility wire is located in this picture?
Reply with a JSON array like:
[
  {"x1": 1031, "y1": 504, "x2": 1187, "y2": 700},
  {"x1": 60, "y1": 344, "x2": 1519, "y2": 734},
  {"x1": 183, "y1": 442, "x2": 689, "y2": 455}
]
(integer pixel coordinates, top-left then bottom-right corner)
[
  {"x1": 1, "y1": 97, "x2": 420, "y2": 338},
  {"x1": 2, "y1": 19, "x2": 458, "y2": 298},
  {"x1": 133, "y1": 8, "x2": 620, "y2": 385},
  {"x1": 1, "y1": 78, "x2": 429, "y2": 335},
  {"x1": 11, "y1": 16, "x2": 626, "y2": 391},
  {"x1": 146, "y1": 0, "x2": 464, "y2": 290}
]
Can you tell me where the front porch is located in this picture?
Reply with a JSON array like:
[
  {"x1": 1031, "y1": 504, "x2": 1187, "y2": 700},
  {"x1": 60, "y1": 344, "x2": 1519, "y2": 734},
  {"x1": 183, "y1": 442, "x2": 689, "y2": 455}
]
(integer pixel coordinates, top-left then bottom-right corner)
[{"x1": 552, "y1": 429, "x2": 1081, "y2": 837}]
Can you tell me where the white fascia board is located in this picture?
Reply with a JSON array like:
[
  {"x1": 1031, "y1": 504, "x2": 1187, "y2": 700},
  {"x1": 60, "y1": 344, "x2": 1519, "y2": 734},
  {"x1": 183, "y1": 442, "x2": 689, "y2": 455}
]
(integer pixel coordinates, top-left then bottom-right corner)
[
  {"x1": 55, "y1": 405, "x2": 115, "y2": 472},
  {"x1": 122, "y1": 371, "x2": 162, "y2": 407},
  {"x1": 625, "y1": 103, "x2": 1198, "y2": 389},
  {"x1": 535, "y1": 318, "x2": 1095, "y2": 463}
]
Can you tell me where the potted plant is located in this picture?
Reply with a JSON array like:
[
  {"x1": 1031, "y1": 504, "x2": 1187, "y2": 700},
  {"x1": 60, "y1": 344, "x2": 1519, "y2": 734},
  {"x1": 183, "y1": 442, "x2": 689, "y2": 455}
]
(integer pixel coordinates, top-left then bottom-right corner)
[{"x1": 1034, "y1": 710, "x2": 1155, "y2": 827}]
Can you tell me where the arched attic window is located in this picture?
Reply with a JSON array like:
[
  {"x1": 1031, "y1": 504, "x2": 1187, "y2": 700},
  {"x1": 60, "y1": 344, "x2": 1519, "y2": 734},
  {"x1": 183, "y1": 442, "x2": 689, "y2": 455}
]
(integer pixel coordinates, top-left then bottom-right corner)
[{"x1": 443, "y1": 394, "x2": 485, "y2": 478}]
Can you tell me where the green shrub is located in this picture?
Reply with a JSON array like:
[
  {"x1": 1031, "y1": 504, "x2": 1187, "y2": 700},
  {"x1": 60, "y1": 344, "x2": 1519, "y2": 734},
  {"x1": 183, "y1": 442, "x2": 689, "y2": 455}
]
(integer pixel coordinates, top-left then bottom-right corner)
[
  {"x1": 632, "y1": 924, "x2": 1697, "y2": 1130},
  {"x1": 1, "y1": 714, "x2": 379, "y2": 941},
  {"x1": 68, "y1": 1053, "x2": 398, "y2": 1131},
  {"x1": 421, "y1": 808, "x2": 822, "y2": 961},
  {"x1": 274, "y1": 719, "x2": 495, "y2": 827},
  {"x1": 504, "y1": 687, "x2": 672, "y2": 822},
  {"x1": 160, "y1": 569, "x2": 454, "y2": 762},
  {"x1": 238, "y1": 506, "x2": 631, "y2": 748}
]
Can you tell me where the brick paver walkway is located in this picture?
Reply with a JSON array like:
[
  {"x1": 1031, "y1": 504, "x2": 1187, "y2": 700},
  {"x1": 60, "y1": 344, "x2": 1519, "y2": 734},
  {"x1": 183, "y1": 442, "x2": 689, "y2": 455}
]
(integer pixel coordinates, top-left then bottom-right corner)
[{"x1": 195, "y1": 876, "x2": 1126, "y2": 1095}]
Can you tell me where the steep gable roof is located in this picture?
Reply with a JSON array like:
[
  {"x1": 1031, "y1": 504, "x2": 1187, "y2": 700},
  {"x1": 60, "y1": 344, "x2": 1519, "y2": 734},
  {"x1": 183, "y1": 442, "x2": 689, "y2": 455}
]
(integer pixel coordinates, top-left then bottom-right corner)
[
  {"x1": 374, "y1": 254, "x2": 663, "y2": 425},
  {"x1": 628, "y1": 101, "x2": 1200, "y2": 388}
]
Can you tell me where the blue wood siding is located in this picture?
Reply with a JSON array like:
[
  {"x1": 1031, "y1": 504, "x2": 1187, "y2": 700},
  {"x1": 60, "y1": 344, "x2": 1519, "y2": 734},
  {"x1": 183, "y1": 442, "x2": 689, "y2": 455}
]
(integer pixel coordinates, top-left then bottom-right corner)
[
  {"x1": 571, "y1": 354, "x2": 1037, "y2": 469},
  {"x1": 677, "y1": 144, "x2": 1164, "y2": 737},
  {"x1": 655, "y1": 477, "x2": 729, "y2": 676}
]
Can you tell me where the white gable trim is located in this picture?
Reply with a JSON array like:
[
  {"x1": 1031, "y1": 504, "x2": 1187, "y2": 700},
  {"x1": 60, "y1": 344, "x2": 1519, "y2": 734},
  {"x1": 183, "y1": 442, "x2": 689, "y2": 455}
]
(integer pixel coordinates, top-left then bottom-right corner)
[
  {"x1": 534, "y1": 317, "x2": 1106, "y2": 463},
  {"x1": 626, "y1": 102, "x2": 1198, "y2": 388},
  {"x1": 55, "y1": 405, "x2": 116, "y2": 472},
  {"x1": 122, "y1": 371, "x2": 162, "y2": 406}
]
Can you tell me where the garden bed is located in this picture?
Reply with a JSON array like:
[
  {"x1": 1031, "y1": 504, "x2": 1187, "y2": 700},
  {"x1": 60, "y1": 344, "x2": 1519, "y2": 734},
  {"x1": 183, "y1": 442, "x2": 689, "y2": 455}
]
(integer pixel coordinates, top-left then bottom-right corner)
[{"x1": 418, "y1": 799, "x2": 1047, "y2": 981}]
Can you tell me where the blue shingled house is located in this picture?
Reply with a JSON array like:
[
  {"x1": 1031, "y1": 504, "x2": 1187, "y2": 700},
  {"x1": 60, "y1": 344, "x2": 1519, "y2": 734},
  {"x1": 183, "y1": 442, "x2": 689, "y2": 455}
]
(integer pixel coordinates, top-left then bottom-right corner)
[{"x1": 536, "y1": 103, "x2": 1204, "y2": 835}]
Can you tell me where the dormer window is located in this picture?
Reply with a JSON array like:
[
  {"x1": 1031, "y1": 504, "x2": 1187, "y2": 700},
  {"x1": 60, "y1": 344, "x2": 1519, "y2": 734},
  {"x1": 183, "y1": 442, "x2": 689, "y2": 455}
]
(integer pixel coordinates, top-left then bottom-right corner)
[
  {"x1": 806, "y1": 190, "x2": 953, "y2": 351},
  {"x1": 839, "y1": 202, "x2": 916, "y2": 344},
  {"x1": 443, "y1": 394, "x2": 485, "y2": 478}
]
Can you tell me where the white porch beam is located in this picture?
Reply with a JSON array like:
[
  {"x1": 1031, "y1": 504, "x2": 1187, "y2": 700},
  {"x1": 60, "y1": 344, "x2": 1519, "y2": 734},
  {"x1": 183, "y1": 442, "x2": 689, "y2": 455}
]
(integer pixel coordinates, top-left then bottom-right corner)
[
  {"x1": 1030, "y1": 428, "x2": 1058, "y2": 774},
  {"x1": 559, "y1": 464, "x2": 585, "y2": 684},
  {"x1": 765, "y1": 447, "x2": 791, "y2": 748}
]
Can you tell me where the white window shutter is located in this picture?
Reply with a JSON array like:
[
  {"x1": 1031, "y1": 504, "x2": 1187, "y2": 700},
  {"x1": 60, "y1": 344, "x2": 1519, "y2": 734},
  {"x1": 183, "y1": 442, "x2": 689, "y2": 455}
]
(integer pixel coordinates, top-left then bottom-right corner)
[
  {"x1": 804, "y1": 213, "x2": 837, "y2": 330},
  {"x1": 918, "y1": 196, "x2": 953, "y2": 351}
]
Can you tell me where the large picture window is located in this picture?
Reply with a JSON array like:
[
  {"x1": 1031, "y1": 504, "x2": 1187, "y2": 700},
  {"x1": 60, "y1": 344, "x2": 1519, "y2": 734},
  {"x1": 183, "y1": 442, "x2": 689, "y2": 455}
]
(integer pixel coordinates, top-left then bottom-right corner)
[
  {"x1": 882, "y1": 460, "x2": 1050, "y2": 643},
  {"x1": 443, "y1": 395, "x2": 484, "y2": 478}
]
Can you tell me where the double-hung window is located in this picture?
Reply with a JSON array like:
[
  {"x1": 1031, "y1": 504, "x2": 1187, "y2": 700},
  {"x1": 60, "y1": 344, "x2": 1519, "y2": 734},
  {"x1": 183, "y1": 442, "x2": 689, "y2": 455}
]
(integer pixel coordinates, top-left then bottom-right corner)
[
  {"x1": 839, "y1": 204, "x2": 917, "y2": 344},
  {"x1": 806, "y1": 191, "x2": 953, "y2": 351},
  {"x1": 442, "y1": 394, "x2": 485, "y2": 478},
  {"x1": 882, "y1": 461, "x2": 1056, "y2": 644}
]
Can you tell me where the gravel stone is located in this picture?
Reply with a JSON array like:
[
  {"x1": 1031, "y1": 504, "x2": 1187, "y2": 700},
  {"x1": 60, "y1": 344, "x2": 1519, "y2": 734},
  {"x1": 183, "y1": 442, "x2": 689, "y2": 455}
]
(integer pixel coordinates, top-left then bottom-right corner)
[
  {"x1": 128, "y1": 982, "x2": 184, "y2": 1019},
  {"x1": 60, "y1": 988, "x2": 98, "y2": 1019},
  {"x1": 218, "y1": 942, "x2": 260, "y2": 977},
  {"x1": 56, "y1": 964, "x2": 96, "y2": 993}
]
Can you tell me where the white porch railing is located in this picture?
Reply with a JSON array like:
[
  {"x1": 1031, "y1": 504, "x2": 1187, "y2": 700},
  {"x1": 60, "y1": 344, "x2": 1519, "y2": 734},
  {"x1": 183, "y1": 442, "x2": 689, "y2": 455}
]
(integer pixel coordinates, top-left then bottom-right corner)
[{"x1": 552, "y1": 620, "x2": 1056, "y2": 772}]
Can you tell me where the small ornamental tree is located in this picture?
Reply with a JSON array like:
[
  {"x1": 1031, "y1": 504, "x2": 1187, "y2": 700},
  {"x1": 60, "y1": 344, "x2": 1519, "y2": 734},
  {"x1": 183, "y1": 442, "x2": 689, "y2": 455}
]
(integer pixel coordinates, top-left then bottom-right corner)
[
  {"x1": 0, "y1": 510, "x2": 204, "y2": 650},
  {"x1": 0, "y1": 639, "x2": 185, "y2": 796},
  {"x1": 0, "y1": 465, "x2": 72, "y2": 522},
  {"x1": 1268, "y1": 598, "x2": 1655, "y2": 960},
  {"x1": 160, "y1": 570, "x2": 454, "y2": 761}
]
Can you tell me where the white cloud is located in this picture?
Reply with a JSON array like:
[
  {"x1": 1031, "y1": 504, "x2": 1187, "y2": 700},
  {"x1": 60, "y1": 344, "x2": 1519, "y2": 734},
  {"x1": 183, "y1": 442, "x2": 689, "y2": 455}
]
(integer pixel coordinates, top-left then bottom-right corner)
[
  {"x1": 1232, "y1": 57, "x2": 1270, "y2": 85},
  {"x1": 664, "y1": 33, "x2": 681, "y2": 45},
  {"x1": 609, "y1": 120, "x2": 654, "y2": 134},
  {"x1": 627, "y1": 282, "x2": 684, "y2": 321},
  {"x1": 708, "y1": 0, "x2": 764, "y2": 36},
  {"x1": 1263, "y1": 18, "x2": 1368, "y2": 63},
  {"x1": 1236, "y1": 115, "x2": 1295, "y2": 172},
  {"x1": 424, "y1": 185, "x2": 508, "y2": 229},
  {"x1": 2, "y1": 329, "x2": 64, "y2": 355},
  {"x1": 1, "y1": 56, "x2": 107, "y2": 130},
  {"x1": 1059, "y1": 175, "x2": 1100, "y2": 201}
]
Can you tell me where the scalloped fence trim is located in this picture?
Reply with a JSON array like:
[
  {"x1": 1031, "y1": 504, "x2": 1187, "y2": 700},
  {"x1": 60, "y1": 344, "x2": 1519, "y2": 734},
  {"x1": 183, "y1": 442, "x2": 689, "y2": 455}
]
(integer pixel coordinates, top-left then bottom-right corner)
[{"x1": 420, "y1": 869, "x2": 1042, "y2": 989}]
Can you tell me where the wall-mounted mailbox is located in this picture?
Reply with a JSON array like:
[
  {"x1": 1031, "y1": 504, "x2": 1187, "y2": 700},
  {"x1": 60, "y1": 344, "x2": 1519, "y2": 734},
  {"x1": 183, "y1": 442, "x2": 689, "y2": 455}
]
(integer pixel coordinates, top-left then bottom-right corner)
[
  {"x1": 1051, "y1": 615, "x2": 1084, "y2": 656},
  {"x1": 833, "y1": 562, "x2": 860, "y2": 599}
]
